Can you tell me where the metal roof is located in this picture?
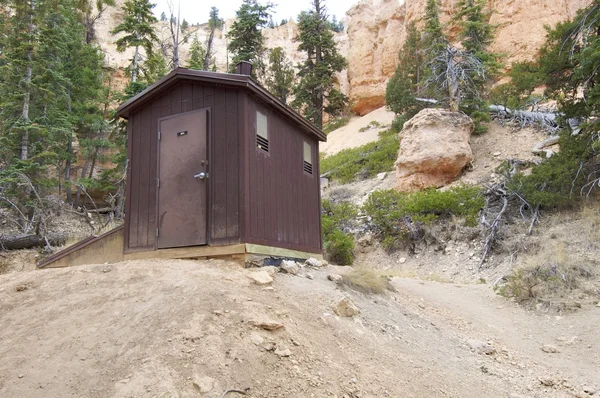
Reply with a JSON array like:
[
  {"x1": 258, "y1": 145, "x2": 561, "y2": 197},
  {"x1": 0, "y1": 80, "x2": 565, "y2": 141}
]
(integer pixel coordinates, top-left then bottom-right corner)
[{"x1": 116, "y1": 68, "x2": 327, "y2": 142}]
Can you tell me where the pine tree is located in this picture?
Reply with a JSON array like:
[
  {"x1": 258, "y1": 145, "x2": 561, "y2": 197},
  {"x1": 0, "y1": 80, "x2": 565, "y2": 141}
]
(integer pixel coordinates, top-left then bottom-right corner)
[
  {"x1": 265, "y1": 47, "x2": 295, "y2": 103},
  {"x1": 453, "y1": 0, "x2": 499, "y2": 132},
  {"x1": 226, "y1": 0, "x2": 272, "y2": 77},
  {"x1": 160, "y1": 11, "x2": 167, "y2": 21},
  {"x1": 292, "y1": 0, "x2": 347, "y2": 129},
  {"x1": 204, "y1": 7, "x2": 224, "y2": 71},
  {"x1": 385, "y1": 21, "x2": 424, "y2": 118},
  {"x1": 188, "y1": 35, "x2": 206, "y2": 69},
  {"x1": 421, "y1": 0, "x2": 448, "y2": 102},
  {"x1": 111, "y1": 0, "x2": 158, "y2": 83}
]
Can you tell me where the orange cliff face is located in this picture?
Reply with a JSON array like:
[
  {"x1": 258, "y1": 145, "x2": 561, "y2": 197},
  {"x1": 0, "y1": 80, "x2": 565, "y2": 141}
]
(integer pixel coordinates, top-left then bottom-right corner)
[
  {"x1": 344, "y1": 0, "x2": 589, "y2": 116},
  {"x1": 97, "y1": 0, "x2": 589, "y2": 117}
]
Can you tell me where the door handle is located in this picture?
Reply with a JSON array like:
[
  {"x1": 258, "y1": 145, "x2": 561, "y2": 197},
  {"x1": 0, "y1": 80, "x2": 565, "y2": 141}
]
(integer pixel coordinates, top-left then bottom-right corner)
[{"x1": 194, "y1": 172, "x2": 207, "y2": 180}]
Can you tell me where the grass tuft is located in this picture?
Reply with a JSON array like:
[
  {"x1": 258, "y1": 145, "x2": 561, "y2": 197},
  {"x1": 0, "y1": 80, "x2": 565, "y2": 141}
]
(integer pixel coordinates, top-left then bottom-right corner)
[{"x1": 340, "y1": 267, "x2": 396, "y2": 294}]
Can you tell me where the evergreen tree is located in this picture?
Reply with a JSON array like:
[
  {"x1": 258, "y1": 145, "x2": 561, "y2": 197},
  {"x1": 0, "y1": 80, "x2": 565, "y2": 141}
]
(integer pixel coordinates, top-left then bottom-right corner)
[
  {"x1": 188, "y1": 35, "x2": 206, "y2": 69},
  {"x1": 204, "y1": 7, "x2": 224, "y2": 70},
  {"x1": 453, "y1": 0, "x2": 499, "y2": 132},
  {"x1": 385, "y1": 21, "x2": 424, "y2": 118},
  {"x1": 421, "y1": 0, "x2": 448, "y2": 101},
  {"x1": 265, "y1": 47, "x2": 295, "y2": 103},
  {"x1": 292, "y1": 0, "x2": 347, "y2": 129},
  {"x1": 226, "y1": 0, "x2": 272, "y2": 77},
  {"x1": 111, "y1": 0, "x2": 158, "y2": 83},
  {"x1": 160, "y1": 11, "x2": 167, "y2": 21},
  {"x1": 181, "y1": 18, "x2": 188, "y2": 32}
]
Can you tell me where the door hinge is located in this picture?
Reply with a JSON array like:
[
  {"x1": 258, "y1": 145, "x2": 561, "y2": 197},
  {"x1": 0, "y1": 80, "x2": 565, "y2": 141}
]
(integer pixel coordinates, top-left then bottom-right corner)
[
  {"x1": 156, "y1": 228, "x2": 159, "y2": 237},
  {"x1": 158, "y1": 130, "x2": 161, "y2": 140},
  {"x1": 157, "y1": 178, "x2": 160, "y2": 189}
]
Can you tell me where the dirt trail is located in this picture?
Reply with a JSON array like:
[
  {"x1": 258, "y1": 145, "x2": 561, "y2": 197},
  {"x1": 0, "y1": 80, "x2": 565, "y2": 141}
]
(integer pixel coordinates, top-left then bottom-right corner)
[{"x1": 0, "y1": 260, "x2": 598, "y2": 397}]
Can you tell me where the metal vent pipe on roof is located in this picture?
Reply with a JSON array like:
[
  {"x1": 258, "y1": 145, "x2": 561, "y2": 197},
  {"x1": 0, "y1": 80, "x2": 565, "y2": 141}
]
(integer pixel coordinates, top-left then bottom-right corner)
[{"x1": 235, "y1": 61, "x2": 253, "y2": 76}]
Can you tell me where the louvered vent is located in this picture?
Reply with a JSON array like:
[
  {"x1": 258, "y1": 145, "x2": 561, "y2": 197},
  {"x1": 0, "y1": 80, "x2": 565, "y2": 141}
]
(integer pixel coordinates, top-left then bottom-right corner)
[
  {"x1": 257, "y1": 135, "x2": 269, "y2": 153},
  {"x1": 256, "y1": 110, "x2": 269, "y2": 154},
  {"x1": 303, "y1": 160, "x2": 313, "y2": 174}
]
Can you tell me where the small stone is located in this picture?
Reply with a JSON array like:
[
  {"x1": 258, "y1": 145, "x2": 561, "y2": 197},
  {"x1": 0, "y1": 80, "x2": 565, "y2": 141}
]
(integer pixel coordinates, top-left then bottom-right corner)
[
  {"x1": 274, "y1": 346, "x2": 292, "y2": 357},
  {"x1": 583, "y1": 386, "x2": 597, "y2": 395},
  {"x1": 305, "y1": 273, "x2": 314, "y2": 280},
  {"x1": 213, "y1": 310, "x2": 224, "y2": 316},
  {"x1": 321, "y1": 260, "x2": 329, "y2": 266},
  {"x1": 328, "y1": 274, "x2": 343, "y2": 282},
  {"x1": 253, "y1": 320, "x2": 284, "y2": 331},
  {"x1": 15, "y1": 285, "x2": 28, "y2": 292},
  {"x1": 541, "y1": 344, "x2": 560, "y2": 353},
  {"x1": 493, "y1": 151, "x2": 501, "y2": 157},
  {"x1": 18, "y1": 374, "x2": 24, "y2": 379},
  {"x1": 538, "y1": 376, "x2": 556, "y2": 386},
  {"x1": 248, "y1": 271, "x2": 273, "y2": 285},
  {"x1": 262, "y1": 287, "x2": 275, "y2": 291},
  {"x1": 596, "y1": 301, "x2": 600, "y2": 307},
  {"x1": 376, "y1": 172, "x2": 387, "y2": 180},
  {"x1": 280, "y1": 260, "x2": 299, "y2": 275},
  {"x1": 262, "y1": 266, "x2": 279, "y2": 277},
  {"x1": 305, "y1": 258, "x2": 323, "y2": 267},
  {"x1": 466, "y1": 339, "x2": 496, "y2": 355},
  {"x1": 250, "y1": 334, "x2": 264, "y2": 346},
  {"x1": 334, "y1": 297, "x2": 360, "y2": 317},
  {"x1": 192, "y1": 376, "x2": 215, "y2": 393},
  {"x1": 399, "y1": 257, "x2": 406, "y2": 264}
]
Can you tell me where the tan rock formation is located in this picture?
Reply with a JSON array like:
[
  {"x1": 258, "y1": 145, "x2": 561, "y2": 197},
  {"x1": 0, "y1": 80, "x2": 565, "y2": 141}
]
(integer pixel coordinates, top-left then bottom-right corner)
[{"x1": 395, "y1": 108, "x2": 474, "y2": 192}]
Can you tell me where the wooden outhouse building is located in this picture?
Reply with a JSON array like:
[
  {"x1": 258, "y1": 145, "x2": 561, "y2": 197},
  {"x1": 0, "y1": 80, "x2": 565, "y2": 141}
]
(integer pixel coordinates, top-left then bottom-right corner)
[
  {"x1": 112, "y1": 63, "x2": 326, "y2": 261},
  {"x1": 39, "y1": 63, "x2": 326, "y2": 268}
]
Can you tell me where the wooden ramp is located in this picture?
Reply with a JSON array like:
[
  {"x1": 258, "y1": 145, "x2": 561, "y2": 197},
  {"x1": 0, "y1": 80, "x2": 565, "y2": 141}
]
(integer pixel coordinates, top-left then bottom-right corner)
[{"x1": 37, "y1": 226, "x2": 124, "y2": 269}]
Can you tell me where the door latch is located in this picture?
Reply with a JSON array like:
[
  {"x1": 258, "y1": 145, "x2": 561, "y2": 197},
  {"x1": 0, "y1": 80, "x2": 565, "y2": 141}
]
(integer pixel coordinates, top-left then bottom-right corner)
[{"x1": 194, "y1": 172, "x2": 208, "y2": 180}]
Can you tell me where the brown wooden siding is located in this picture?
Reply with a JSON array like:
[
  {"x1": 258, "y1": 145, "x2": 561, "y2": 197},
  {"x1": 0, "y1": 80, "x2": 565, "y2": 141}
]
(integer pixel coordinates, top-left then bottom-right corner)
[
  {"x1": 245, "y1": 95, "x2": 322, "y2": 253},
  {"x1": 125, "y1": 81, "x2": 241, "y2": 251}
]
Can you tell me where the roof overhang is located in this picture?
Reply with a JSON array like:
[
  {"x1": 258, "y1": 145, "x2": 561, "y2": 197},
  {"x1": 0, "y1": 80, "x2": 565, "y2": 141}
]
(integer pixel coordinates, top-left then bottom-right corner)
[{"x1": 117, "y1": 68, "x2": 327, "y2": 142}]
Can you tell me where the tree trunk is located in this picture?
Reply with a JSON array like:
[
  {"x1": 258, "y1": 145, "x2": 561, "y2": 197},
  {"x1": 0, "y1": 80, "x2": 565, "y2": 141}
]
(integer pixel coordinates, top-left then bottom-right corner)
[
  {"x1": 65, "y1": 139, "x2": 73, "y2": 204},
  {"x1": 314, "y1": 0, "x2": 324, "y2": 130},
  {"x1": 132, "y1": 45, "x2": 139, "y2": 83},
  {"x1": 204, "y1": 29, "x2": 215, "y2": 70},
  {"x1": 0, "y1": 233, "x2": 67, "y2": 251},
  {"x1": 73, "y1": 158, "x2": 91, "y2": 209}
]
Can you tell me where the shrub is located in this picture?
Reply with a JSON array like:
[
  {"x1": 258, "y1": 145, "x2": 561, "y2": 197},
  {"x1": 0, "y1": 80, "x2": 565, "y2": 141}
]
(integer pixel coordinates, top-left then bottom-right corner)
[
  {"x1": 322, "y1": 199, "x2": 358, "y2": 265},
  {"x1": 319, "y1": 132, "x2": 399, "y2": 183},
  {"x1": 324, "y1": 229, "x2": 355, "y2": 265},
  {"x1": 362, "y1": 185, "x2": 484, "y2": 251},
  {"x1": 390, "y1": 115, "x2": 408, "y2": 133},
  {"x1": 323, "y1": 116, "x2": 350, "y2": 134}
]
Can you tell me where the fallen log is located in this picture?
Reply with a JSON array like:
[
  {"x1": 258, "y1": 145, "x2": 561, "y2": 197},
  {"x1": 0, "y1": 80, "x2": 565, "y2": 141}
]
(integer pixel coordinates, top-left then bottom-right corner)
[{"x1": 0, "y1": 233, "x2": 67, "y2": 251}]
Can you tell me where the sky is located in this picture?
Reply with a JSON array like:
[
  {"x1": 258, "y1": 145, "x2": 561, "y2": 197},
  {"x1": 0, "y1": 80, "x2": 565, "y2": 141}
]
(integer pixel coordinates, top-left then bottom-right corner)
[{"x1": 153, "y1": 0, "x2": 354, "y2": 25}]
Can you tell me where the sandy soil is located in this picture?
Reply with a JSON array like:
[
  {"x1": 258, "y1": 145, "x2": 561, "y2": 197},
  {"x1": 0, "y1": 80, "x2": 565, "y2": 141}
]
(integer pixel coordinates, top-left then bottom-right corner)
[
  {"x1": 320, "y1": 107, "x2": 396, "y2": 156},
  {"x1": 0, "y1": 259, "x2": 598, "y2": 397}
]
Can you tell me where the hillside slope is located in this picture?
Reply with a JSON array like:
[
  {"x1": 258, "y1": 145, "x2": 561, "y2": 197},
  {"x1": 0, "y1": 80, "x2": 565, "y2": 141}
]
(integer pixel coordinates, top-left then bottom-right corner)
[{"x1": 0, "y1": 259, "x2": 598, "y2": 397}]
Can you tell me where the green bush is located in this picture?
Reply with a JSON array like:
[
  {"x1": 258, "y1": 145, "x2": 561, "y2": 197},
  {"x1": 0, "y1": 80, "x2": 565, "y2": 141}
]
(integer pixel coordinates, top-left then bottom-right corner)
[
  {"x1": 324, "y1": 229, "x2": 355, "y2": 265},
  {"x1": 362, "y1": 186, "x2": 484, "y2": 251},
  {"x1": 319, "y1": 132, "x2": 399, "y2": 183},
  {"x1": 321, "y1": 199, "x2": 358, "y2": 265},
  {"x1": 507, "y1": 131, "x2": 592, "y2": 209},
  {"x1": 390, "y1": 115, "x2": 409, "y2": 133},
  {"x1": 323, "y1": 116, "x2": 350, "y2": 134}
]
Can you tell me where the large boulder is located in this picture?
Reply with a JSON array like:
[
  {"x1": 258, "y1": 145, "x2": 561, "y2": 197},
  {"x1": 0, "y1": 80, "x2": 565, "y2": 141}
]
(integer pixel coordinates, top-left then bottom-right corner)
[{"x1": 395, "y1": 109, "x2": 474, "y2": 192}]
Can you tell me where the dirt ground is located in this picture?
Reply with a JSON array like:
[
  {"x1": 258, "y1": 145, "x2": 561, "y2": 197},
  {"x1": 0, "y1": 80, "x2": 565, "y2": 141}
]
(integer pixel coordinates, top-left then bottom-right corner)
[{"x1": 0, "y1": 259, "x2": 598, "y2": 398}]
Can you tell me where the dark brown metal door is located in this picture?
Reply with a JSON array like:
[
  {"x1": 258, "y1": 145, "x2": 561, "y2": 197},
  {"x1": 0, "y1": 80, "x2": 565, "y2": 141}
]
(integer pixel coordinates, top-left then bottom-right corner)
[{"x1": 157, "y1": 109, "x2": 209, "y2": 249}]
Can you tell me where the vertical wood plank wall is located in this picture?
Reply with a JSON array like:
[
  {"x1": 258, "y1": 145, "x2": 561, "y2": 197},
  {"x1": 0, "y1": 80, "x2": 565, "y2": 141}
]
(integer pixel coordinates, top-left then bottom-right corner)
[
  {"x1": 126, "y1": 81, "x2": 241, "y2": 251},
  {"x1": 245, "y1": 96, "x2": 322, "y2": 253}
]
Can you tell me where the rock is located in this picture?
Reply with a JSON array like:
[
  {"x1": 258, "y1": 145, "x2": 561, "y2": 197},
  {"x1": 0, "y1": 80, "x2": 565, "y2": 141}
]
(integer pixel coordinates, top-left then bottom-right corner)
[
  {"x1": 192, "y1": 376, "x2": 215, "y2": 393},
  {"x1": 248, "y1": 271, "x2": 273, "y2": 285},
  {"x1": 321, "y1": 260, "x2": 329, "y2": 266},
  {"x1": 274, "y1": 346, "x2": 292, "y2": 357},
  {"x1": 320, "y1": 177, "x2": 329, "y2": 190},
  {"x1": 399, "y1": 257, "x2": 406, "y2": 264},
  {"x1": 280, "y1": 260, "x2": 299, "y2": 275},
  {"x1": 250, "y1": 334, "x2": 264, "y2": 346},
  {"x1": 538, "y1": 376, "x2": 556, "y2": 387},
  {"x1": 466, "y1": 339, "x2": 497, "y2": 355},
  {"x1": 212, "y1": 310, "x2": 224, "y2": 316},
  {"x1": 493, "y1": 151, "x2": 501, "y2": 157},
  {"x1": 328, "y1": 274, "x2": 343, "y2": 283},
  {"x1": 253, "y1": 320, "x2": 284, "y2": 331},
  {"x1": 541, "y1": 344, "x2": 560, "y2": 353},
  {"x1": 261, "y1": 266, "x2": 279, "y2": 277},
  {"x1": 334, "y1": 297, "x2": 360, "y2": 317},
  {"x1": 305, "y1": 273, "x2": 315, "y2": 280},
  {"x1": 377, "y1": 172, "x2": 387, "y2": 180},
  {"x1": 583, "y1": 386, "x2": 597, "y2": 395},
  {"x1": 394, "y1": 109, "x2": 474, "y2": 192},
  {"x1": 596, "y1": 301, "x2": 600, "y2": 307},
  {"x1": 305, "y1": 257, "x2": 323, "y2": 268}
]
